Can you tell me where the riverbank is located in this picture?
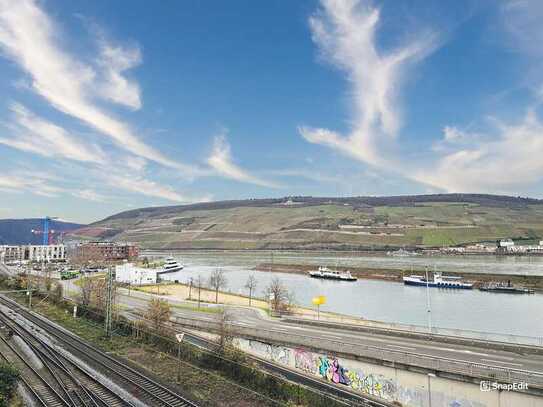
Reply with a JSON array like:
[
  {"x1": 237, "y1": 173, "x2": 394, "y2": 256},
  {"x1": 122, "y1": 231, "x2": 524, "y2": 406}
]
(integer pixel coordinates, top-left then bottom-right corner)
[
  {"x1": 135, "y1": 282, "x2": 362, "y2": 322},
  {"x1": 255, "y1": 262, "x2": 543, "y2": 290}
]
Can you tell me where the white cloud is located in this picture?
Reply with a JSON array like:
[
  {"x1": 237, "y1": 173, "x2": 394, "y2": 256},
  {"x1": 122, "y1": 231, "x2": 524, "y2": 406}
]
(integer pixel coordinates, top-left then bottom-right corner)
[
  {"x1": 501, "y1": 0, "x2": 543, "y2": 58},
  {"x1": 0, "y1": 172, "x2": 64, "y2": 197},
  {"x1": 300, "y1": 0, "x2": 438, "y2": 167},
  {"x1": 107, "y1": 174, "x2": 212, "y2": 203},
  {"x1": 414, "y1": 0, "x2": 543, "y2": 193},
  {"x1": 207, "y1": 133, "x2": 279, "y2": 188},
  {"x1": 415, "y1": 111, "x2": 543, "y2": 192},
  {"x1": 299, "y1": 0, "x2": 543, "y2": 195},
  {"x1": 96, "y1": 41, "x2": 142, "y2": 110},
  {"x1": 72, "y1": 189, "x2": 106, "y2": 202},
  {"x1": 0, "y1": 103, "x2": 106, "y2": 163},
  {"x1": 443, "y1": 126, "x2": 466, "y2": 143},
  {"x1": 0, "y1": 0, "x2": 199, "y2": 177}
]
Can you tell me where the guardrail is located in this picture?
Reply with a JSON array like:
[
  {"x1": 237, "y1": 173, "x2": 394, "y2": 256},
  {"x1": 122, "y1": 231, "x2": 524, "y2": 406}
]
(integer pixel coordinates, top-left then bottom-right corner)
[
  {"x1": 287, "y1": 311, "x2": 543, "y2": 347},
  {"x1": 357, "y1": 318, "x2": 543, "y2": 347},
  {"x1": 173, "y1": 315, "x2": 543, "y2": 388}
]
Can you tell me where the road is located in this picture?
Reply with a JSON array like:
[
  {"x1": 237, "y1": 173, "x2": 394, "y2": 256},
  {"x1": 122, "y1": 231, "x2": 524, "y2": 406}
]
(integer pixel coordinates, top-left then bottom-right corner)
[{"x1": 115, "y1": 288, "x2": 543, "y2": 375}]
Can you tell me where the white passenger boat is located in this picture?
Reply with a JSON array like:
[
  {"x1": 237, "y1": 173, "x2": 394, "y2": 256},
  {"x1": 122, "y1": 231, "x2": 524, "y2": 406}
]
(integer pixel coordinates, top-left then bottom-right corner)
[
  {"x1": 159, "y1": 256, "x2": 184, "y2": 274},
  {"x1": 403, "y1": 272, "x2": 472, "y2": 289},
  {"x1": 309, "y1": 266, "x2": 357, "y2": 281}
]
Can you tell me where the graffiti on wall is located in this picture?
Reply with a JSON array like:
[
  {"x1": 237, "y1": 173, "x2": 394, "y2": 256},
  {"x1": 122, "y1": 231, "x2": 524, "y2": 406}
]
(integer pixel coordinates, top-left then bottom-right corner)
[
  {"x1": 295, "y1": 348, "x2": 422, "y2": 404},
  {"x1": 247, "y1": 340, "x2": 290, "y2": 364},
  {"x1": 244, "y1": 341, "x2": 485, "y2": 407}
]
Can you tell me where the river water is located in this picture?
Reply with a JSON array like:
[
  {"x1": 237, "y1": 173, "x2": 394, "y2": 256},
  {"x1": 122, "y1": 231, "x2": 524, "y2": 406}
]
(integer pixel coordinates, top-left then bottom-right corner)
[{"x1": 148, "y1": 250, "x2": 543, "y2": 338}]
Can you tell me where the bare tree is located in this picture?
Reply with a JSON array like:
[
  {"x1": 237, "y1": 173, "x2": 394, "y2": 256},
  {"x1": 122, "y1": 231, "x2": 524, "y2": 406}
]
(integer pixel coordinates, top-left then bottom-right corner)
[
  {"x1": 208, "y1": 268, "x2": 227, "y2": 304},
  {"x1": 78, "y1": 275, "x2": 110, "y2": 311},
  {"x1": 244, "y1": 274, "x2": 258, "y2": 306},
  {"x1": 195, "y1": 275, "x2": 203, "y2": 308},
  {"x1": 79, "y1": 276, "x2": 93, "y2": 308},
  {"x1": 264, "y1": 277, "x2": 292, "y2": 314},
  {"x1": 144, "y1": 298, "x2": 171, "y2": 334},
  {"x1": 91, "y1": 278, "x2": 108, "y2": 311},
  {"x1": 216, "y1": 308, "x2": 232, "y2": 353},
  {"x1": 43, "y1": 274, "x2": 53, "y2": 293},
  {"x1": 52, "y1": 283, "x2": 63, "y2": 304}
]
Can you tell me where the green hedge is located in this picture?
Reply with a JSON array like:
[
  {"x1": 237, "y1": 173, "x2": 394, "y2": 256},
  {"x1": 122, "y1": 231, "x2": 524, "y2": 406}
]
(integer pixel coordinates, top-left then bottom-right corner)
[{"x1": 0, "y1": 363, "x2": 19, "y2": 407}]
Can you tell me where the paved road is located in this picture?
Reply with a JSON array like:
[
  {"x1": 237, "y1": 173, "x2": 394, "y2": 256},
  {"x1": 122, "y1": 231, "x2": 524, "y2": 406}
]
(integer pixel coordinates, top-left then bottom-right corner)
[{"x1": 115, "y1": 288, "x2": 543, "y2": 374}]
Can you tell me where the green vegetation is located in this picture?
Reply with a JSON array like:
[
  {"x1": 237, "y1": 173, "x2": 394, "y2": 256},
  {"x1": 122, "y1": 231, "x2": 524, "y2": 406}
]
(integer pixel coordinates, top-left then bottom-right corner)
[
  {"x1": 73, "y1": 195, "x2": 543, "y2": 249},
  {"x1": 4, "y1": 288, "x2": 345, "y2": 407},
  {"x1": 0, "y1": 363, "x2": 19, "y2": 407},
  {"x1": 170, "y1": 303, "x2": 222, "y2": 314}
]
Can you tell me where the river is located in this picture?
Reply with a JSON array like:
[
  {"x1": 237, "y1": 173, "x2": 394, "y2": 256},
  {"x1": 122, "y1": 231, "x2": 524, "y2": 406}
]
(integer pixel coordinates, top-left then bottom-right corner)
[{"x1": 148, "y1": 250, "x2": 543, "y2": 338}]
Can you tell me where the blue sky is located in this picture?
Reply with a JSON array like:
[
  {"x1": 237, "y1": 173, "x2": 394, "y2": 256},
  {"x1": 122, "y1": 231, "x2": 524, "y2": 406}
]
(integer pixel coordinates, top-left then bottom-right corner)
[{"x1": 1, "y1": 0, "x2": 543, "y2": 223}]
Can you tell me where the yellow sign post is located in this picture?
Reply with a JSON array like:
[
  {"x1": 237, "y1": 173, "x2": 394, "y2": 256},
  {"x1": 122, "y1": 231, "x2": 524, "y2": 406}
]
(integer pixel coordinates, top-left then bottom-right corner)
[{"x1": 312, "y1": 295, "x2": 326, "y2": 320}]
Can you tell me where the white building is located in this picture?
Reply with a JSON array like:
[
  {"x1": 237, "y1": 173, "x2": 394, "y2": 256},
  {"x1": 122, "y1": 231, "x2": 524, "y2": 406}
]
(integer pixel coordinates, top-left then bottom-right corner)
[
  {"x1": 0, "y1": 245, "x2": 65, "y2": 263},
  {"x1": 498, "y1": 239, "x2": 515, "y2": 248},
  {"x1": 115, "y1": 262, "x2": 157, "y2": 285}
]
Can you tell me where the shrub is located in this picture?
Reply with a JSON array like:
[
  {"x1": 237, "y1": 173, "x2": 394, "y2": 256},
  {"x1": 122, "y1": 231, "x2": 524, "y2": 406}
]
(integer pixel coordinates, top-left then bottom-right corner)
[{"x1": 0, "y1": 363, "x2": 19, "y2": 407}]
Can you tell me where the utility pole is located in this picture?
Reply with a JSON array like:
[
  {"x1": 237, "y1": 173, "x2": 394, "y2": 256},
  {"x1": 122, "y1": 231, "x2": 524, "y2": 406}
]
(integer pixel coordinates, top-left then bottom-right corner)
[
  {"x1": 175, "y1": 333, "x2": 184, "y2": 382},
  {"x1": 425, "y1": 266, "x2": 432, "y2": 333},
  {"x1": 197, "y1": 275, "x2": 201, "y2": 309},
  {"x1": 27, "y1": 275, "x2": 32, "y2": 309},
  {"x1": 105, "y1": 266, "x2": 115, "y2": 338}
]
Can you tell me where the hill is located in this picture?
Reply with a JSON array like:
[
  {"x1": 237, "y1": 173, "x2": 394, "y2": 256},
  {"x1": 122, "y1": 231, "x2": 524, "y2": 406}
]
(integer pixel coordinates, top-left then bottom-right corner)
[
  {"x1": 71, "y1": 194, "x2": 543, "y2": 250},
  {"x1": 0, "y1": 219, "x2": 85, "y2": 245}
]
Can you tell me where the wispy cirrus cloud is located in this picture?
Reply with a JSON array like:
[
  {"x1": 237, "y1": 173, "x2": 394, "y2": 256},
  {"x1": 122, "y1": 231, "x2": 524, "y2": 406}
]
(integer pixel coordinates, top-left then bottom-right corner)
[
  {"x1": 0, "y1": 0, "x2": 216, "y2": 205},
  {"x1": 0, "y1": 103, "x2": 106, "y2": 164},
  {"x1": 0, "y1": 171, "x2": 64, "y2": 197},
  {"x1": 416, "y1": 111, "x2": 543, "y2": 193},
  {"x1": 207, "y1": 132, "x2": 280, "y2": 188},
  {"x1": 300, "y1": 0, "x2": 439, "y2": 167},
  {"x1": 106, "y1": 174, "x2": 212, "y2": 203},
  {"x1": 96, "y1": 40, "x2": 142, "y2": 110},
  {"x1": 71, "y1": 189, "x2": 107, "y2": 203},
  {"x1": 300, "y1": 0, "x2": 543, "y2": 195},
  {"x1": 415, "y1": 0, "x2": 543, "y2": 193},
  {"x1": 0, "y1": 0, "x2": 199, "y2": 177}
]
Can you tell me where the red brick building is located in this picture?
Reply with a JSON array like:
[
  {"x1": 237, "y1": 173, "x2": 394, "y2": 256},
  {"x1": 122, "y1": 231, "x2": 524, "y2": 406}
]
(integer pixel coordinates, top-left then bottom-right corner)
[{"x1": 75, "y1": 242, "x2": 139, "y2": 262}]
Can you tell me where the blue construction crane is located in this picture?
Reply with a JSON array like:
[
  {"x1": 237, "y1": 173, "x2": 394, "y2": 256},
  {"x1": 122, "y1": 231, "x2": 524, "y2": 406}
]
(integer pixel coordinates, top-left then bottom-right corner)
[
  {"x1": 42, "y1": 216, "x2": 50, "y2": 245},
  {"x1": 31, "y1": 216, "x2": 58, "y2": 245}
]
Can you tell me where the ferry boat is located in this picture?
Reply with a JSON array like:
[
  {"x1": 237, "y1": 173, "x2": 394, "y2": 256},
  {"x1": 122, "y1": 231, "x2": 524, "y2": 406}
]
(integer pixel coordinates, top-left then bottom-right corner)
[
  {"x1": 479, "y1": 281, "x2": 534, "y2": 294},
  {"x1": 159, "y1": 256, "x2": 184, "y2": 274},
  {"x1": 403, "y1": 272, "x2": 473, "y2": 289},
  {"x1": 386, "y1": 248, "x2": 420, "y2": 257},
  {"x1": 309, "y1": 266, "x2": 357, "y2": 281}
]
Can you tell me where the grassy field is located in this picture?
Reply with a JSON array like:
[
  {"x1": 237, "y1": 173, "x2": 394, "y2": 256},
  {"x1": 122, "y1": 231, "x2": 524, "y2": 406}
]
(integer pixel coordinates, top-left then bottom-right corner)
[{"x1": 77, "y1": 196, "x2": 543, "y2": 249}]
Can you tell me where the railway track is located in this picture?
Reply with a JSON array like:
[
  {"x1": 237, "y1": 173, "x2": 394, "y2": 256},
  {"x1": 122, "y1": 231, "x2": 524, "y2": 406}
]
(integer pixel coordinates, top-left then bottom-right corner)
[
  {"x1": 0, "y1": 308, "x2": 133, "y2": 407},
  {"x1": 0, "y1": 331, "x2": 70, "y2": 407},
  {"x1": 0, "y1": 295, "x2": 197, "y2": 407}
]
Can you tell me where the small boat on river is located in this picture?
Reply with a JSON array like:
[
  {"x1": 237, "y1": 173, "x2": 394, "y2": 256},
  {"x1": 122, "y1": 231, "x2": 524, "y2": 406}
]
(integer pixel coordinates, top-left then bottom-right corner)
[
  {"x1": 479, "y1": 281, "x2": 534, "y2": 294},
  {"x1": 403, "y1": 272, "x2": 473, "y2": 289},
  {"x1": 309, "y1": 266, "x2": 357, "y2": 281}
]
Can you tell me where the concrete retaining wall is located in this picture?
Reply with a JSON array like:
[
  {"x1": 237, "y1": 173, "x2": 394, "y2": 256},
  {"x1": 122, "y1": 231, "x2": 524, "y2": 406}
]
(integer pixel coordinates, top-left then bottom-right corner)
[{"x1": 234, "y1": 337, "x2": 543, "y2": 407}]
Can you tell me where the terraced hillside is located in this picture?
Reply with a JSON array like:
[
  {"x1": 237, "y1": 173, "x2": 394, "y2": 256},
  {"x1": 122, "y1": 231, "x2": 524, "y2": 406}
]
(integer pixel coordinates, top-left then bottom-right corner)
[{"x1": 70, "y1": 194, "x2": 543, "y2": 250}]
